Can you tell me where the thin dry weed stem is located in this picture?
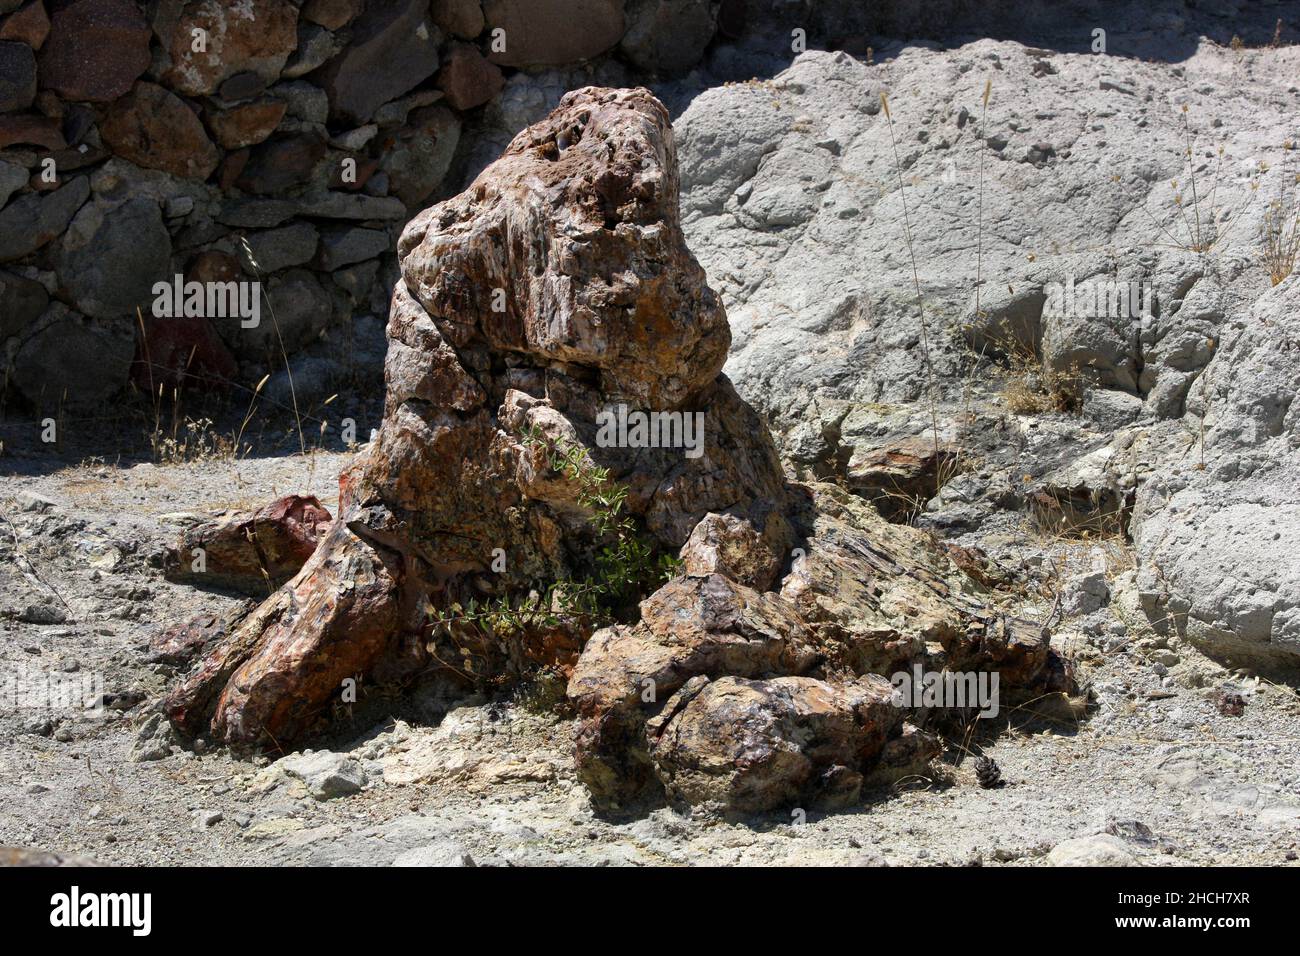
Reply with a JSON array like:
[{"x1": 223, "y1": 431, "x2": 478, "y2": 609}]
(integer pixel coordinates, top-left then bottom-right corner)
[{"x1": 881, "y1": 90, "x2": 943, "y2": 498}]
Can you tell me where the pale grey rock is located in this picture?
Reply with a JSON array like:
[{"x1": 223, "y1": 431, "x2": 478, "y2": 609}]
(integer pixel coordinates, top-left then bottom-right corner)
[
  {"x1": 1133, "y1": 278, "x2": 1300, "y2": 673},
  {"x1": 391, "y1": 842, "x2": 476, "y2": 867},
  {"x1": 1040, "y1": 275, "x2": 1142, "y2": 392},
  {"x1": 961, "y1": 281, "x2": 1045, "y2": 355},
  {"x1": 1081, "y1": 388, "x2": 1144, "y2": 429},
  {"x1": 675, "y1": 46, "x2": 1292, "y2": 438},
  {"x1": 16, "y1": 490, "x2": 55, "y2": 512},
  {"x1": 277, "y1": 749, "x2": 367, "y2": 800},
  {"x1": 1045, "y1": 833, "x2": 1139, "y2": 866},
  {"x1": 1142, "y1": 745, "x2": 1300, "y2": 824},
  {"x1": 1135, "y1": 474, "x2": 1300, "y2": 673},
  {"x1": 672, "y1": 42, "x2": 1297, "y2": 681},
  {"x1": 1063, "y1": 571, "x2": 1109, "y2": 617},
  {"x1": 130, "y1": 713, "x2": 177, "y2": 762}
]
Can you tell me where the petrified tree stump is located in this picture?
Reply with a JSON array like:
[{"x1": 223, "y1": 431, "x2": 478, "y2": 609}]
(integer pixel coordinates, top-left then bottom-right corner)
[
  {"x1": 166, "y1": 87, "x2": 784, "y2": 740},
  {"x1": 166, "y1": 87, "x2": 1075, "y2": 813}
]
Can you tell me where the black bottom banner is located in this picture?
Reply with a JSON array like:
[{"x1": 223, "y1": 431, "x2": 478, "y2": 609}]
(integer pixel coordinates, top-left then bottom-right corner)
[{"x1": 0, "y1": 864, "x2": 1278, "y2": 942}]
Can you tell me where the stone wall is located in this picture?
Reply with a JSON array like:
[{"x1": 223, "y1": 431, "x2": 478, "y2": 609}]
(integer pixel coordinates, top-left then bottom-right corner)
[{"x1": 0, "y1": 0, "x2": 749, "y2": 418}]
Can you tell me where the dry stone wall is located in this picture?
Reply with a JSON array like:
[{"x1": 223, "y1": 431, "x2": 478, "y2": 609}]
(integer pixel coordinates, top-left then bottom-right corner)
[{"x1": 0, "y1": 0, "x2": 744, "y2": 418}]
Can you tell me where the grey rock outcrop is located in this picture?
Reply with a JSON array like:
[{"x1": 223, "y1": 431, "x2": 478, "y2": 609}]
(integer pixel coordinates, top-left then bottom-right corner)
[
  {"x1": 1133, "y1": 277, "x2": 1300, "y2": 674},
  {"x1": 675, "y1": 45, "x2": 1293, "y2": 435},
  {"x1": 672, "y1": 38, "x2": 1300, "y2": 675}
]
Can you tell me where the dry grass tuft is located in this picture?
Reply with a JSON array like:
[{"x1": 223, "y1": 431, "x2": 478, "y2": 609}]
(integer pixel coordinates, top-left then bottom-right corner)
[
  {"x1": 867, "y1": 447, "x2": 968, "y2": 525},
  {"x1": 972, "y1": 321, "x2": 1082, "y2": 415},
  {"x1": 152, "y1": 416, "x2": 237, "y2": 465},
  {"x1": 1261, "y1": 143, "x2": 1299, "y2": 286},
  {"x1": 999, "y1": 351, "x2": 1083, "y2": 415},
  {"x1": 880, "y1": 89, "x2": 944, "y2": 497}
]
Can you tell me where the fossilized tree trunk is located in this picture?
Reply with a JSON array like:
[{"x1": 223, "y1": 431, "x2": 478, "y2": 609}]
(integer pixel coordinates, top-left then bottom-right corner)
[
  {"x1": 166, "y1": 87, "x2": 1075, "y2": 812},
  {"x1": 167, "y1": 87, "x2": 784, "y2": 740}
]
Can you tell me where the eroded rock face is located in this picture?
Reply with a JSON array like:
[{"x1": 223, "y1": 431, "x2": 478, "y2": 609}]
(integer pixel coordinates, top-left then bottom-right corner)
[
  {"x1": 166, "y1": 87, "x2": 1073, "y2": 815},
  {"x1": 570, "y1": 480, "x2": 1072, "y2": 809},
  {"x1": 1133, "y1": 277, "x2": 1300, "y2": 675},
  {"x1": 671, "y1": 43, "x2": 1297, "y2": 688},
  {"x1": 396, "y1": 87, "x2": 730, "y2": 411},
  {"x1": 569, "y1": 573, "x2": 818, "y2": 802}
]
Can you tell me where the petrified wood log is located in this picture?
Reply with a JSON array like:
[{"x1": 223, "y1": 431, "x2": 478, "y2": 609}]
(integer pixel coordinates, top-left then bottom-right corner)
[
  {"x1": 166, "y1": 87, "x2": 1075, "y2": 813},
  {"x1": 166, "y1": 87, "x2": 785, "y2": 742},
  {"x1": 162, "y1": 495, "x2": 332, "y2": 595}
]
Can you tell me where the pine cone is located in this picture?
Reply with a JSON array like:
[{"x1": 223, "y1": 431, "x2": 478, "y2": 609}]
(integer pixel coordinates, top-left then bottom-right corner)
[{"x1": 975, "y1": 756, "x2": 1002, "y2": 789}]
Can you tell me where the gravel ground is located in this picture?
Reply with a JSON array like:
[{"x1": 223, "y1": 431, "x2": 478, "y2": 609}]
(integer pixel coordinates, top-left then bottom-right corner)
[{"x1": 1, "y1": 451, "x2": 1298, "y2": 866}]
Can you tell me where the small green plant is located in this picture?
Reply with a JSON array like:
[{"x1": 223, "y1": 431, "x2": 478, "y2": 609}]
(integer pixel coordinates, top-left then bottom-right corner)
[
  {"x1": 426, "y1": 425, "x2": 681, "y2": 658},
  {"x1": 537, "y1": 428, "x2": 679, "y2": 608}
]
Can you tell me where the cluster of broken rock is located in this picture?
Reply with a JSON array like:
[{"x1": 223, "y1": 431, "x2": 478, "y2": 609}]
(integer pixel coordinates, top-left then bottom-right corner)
[{"x1": 158, "y1": 88, "x2": 1074, "y2": 814}]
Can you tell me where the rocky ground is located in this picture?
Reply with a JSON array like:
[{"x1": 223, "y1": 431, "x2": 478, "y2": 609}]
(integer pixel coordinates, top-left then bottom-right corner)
[
  {"x1": 3, "y1": 7, "x2": 1300, "y2": 866},
  {"x1": 1, "y1": 451, "x2": 1297, "y2": 866}
]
